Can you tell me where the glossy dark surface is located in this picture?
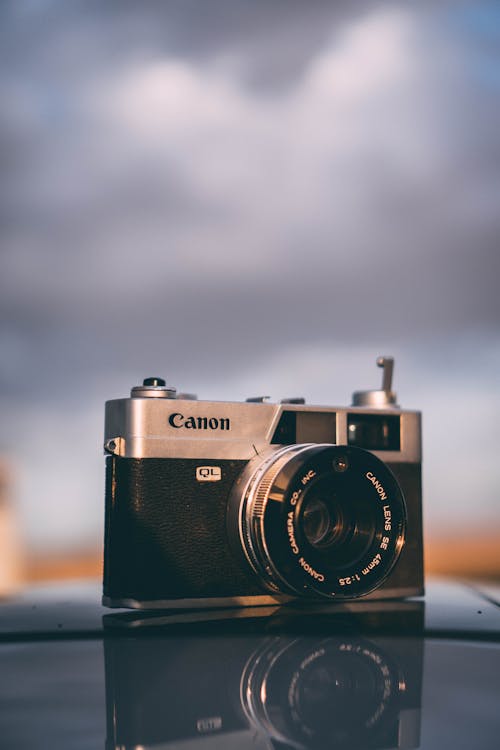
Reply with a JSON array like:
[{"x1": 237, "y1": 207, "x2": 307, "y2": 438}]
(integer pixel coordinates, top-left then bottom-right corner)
[{"x1": 0, "y1": 580, "x2": 499, "y2": 749}]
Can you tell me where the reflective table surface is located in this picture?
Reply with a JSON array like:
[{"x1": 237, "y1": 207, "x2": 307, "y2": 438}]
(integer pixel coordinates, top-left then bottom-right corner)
[{"x1": 1, "y1": 580, "x2": 499, "y2": 749}]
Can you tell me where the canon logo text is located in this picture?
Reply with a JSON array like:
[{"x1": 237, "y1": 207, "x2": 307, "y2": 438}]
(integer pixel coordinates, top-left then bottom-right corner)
[{"x1": 168, "y1": 413, "x2": 231, "y2": 431}]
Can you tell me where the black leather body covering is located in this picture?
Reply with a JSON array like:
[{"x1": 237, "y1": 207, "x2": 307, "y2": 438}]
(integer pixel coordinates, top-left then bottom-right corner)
[{"x1": 103, "y1": 456, "x2": 263, "y2": 602}]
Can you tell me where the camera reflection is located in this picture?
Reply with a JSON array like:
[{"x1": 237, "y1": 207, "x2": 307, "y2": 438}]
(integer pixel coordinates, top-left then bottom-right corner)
[
  {"x1": 105, "y1": 608, "x2": 423, "y2": 750},
  {"x1": 242, "y1": 636, "x2": 419, "y2": 749}
]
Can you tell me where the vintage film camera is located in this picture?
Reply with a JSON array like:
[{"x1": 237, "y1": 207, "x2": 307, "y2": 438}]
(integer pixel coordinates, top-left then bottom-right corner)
[{"x1": 103, "y1": 356, "x2": 423, "y2": 608}]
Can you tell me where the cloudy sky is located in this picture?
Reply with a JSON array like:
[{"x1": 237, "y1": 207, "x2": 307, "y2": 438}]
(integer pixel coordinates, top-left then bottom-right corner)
[{"x1": 1, "y1": 0, "x2": 499, "y2": 554}]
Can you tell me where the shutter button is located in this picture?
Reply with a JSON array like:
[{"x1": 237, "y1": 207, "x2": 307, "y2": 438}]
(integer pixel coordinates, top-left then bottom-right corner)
[{"x1": 131, "y1": 377, "x2": 177, "y2": 399}]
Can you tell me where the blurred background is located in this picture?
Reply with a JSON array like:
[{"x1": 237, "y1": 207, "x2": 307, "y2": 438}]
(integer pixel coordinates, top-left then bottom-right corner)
[{"x1": 1, "y1": 0, "x2": 499, "y2": 588}]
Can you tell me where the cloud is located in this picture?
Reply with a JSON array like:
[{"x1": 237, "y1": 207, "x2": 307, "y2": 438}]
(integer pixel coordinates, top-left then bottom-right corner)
[
  {"x1": 1, "y1": 0, "x2": 499, "y2": 549},
  {"x1": 1, "y1": 3, "x2": 499, "y2": 375}
]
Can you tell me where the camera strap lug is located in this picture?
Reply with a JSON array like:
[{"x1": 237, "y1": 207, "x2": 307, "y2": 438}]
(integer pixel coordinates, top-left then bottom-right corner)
[{"x1": 104, "y1": 437, "x2": 125, "y2": 456}]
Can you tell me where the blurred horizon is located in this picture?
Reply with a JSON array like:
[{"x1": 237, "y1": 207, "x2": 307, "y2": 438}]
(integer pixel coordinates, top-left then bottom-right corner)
[{"x1": 1, "y1": 0, "x2": 499, "y2": 579}]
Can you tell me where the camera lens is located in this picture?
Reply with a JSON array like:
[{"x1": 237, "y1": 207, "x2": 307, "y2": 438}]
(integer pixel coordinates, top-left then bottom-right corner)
[{"x1": 230, "y1": 444, "x2": 406, "y2": 599}]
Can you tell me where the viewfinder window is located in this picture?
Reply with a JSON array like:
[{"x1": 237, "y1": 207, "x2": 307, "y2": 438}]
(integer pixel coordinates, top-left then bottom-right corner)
[{"x1": 347, "y1": 414, "x2": 400, "y2": 451}]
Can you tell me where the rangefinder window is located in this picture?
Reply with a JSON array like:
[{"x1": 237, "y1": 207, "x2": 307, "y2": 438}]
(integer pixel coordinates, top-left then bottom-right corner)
[
  {"x1": 296, "y1": 412, "x2": 336, "y2": 444},
  {"x1": 271, "y1": 411, "x2": 337, "y2": 445},
  {"x1": 347, "y1": 414, "x2": 400, "y2": 451},
  {"x1": 271, "y1": 411, "x2": 296, "y2": 444}
]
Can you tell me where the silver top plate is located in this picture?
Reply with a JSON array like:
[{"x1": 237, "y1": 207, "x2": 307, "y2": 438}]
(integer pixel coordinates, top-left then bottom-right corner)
[{"x1": 104, "y1": 398, "x2": 421, "y2": 462}]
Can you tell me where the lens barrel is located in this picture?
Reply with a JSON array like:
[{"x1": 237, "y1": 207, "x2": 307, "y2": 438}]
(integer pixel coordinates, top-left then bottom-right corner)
[{"x1": 232, "y1": 444, "x2": 406, "y2": 599}]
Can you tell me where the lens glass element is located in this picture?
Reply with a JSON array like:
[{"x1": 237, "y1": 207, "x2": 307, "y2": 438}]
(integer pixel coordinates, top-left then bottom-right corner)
[
  {"x1": 300, "y1": 475, "x2": 376, "y2": 567},
  {"x1": 302, "y1": 496, "x2": 333, "y2": 547}
]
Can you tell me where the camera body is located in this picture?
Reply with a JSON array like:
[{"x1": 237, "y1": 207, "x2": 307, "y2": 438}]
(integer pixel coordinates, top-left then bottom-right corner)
[{"x1": 103, "y1": 359, "x2": 423, "y2": 609}]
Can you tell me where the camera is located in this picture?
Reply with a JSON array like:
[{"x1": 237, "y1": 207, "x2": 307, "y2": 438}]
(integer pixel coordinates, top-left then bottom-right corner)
[{"x1": 103, "y1": 356, "x2": 423, "y2": 608}]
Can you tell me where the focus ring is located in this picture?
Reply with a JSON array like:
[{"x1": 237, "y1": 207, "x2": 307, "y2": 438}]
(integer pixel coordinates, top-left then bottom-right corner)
[
  {"x1": 251, "y1": 452, "x2": 295, "y2": 519},
  {"x1": 241, "y1": 444, "x2": 323, "y2": 596}
]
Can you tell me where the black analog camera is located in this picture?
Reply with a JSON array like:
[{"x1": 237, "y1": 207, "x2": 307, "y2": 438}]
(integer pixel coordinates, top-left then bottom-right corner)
[{"x1": 103, "y1": 357, "x2": 423, "y2": 609}]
